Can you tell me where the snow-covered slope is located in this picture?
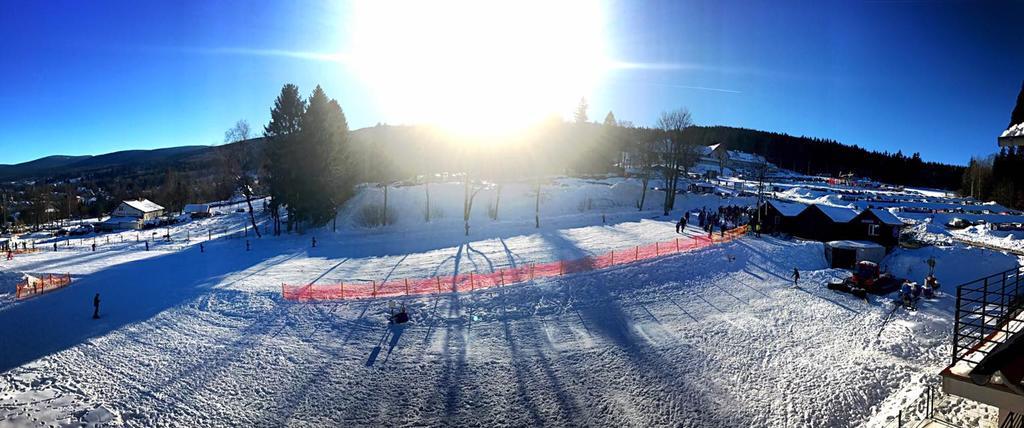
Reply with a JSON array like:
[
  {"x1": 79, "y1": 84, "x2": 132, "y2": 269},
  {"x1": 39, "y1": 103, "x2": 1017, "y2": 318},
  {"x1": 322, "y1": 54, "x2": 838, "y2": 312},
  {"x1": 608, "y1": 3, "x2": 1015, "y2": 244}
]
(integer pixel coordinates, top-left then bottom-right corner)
[{"x1": 0, "y1": 176, "x2": 1017, "y2": 427}]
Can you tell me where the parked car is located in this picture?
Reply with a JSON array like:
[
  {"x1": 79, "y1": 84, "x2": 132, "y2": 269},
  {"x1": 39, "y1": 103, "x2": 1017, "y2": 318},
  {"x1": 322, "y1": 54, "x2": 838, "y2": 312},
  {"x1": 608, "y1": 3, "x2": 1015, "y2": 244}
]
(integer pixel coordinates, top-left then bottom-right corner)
[{"x1": 69, "y1": 224, "x2": 94, "y2": 236}]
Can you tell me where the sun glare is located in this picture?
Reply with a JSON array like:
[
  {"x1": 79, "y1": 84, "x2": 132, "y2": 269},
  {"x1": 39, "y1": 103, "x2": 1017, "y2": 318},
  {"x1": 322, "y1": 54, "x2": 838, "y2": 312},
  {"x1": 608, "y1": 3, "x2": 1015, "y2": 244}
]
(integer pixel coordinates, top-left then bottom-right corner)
[{"x1": 348, "y1": 0, "x2": 608, "y2": 140}]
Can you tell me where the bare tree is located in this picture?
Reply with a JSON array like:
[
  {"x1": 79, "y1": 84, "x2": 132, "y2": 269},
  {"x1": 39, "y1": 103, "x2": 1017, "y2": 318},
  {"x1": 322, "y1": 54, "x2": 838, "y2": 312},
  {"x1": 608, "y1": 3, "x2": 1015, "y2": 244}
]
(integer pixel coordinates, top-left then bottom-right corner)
[
  {"x1": 424, "y1": 174, "x2": 431, "y2": 222},
  {"x1": 535, "y1": 178, "x2": 542, "y2": 228},
  {"x1": 463, "y1": 174, "x2": 484, "y2": 236},
  {"x1": 657, "y1": 108, "x2": 694, "y2": 215},
  {"x1": 223, "y1": 119, "x2": 261, "y2": 238},
  {"x1": 635, "y1": 128, "x2": 658, "y2": 211}
]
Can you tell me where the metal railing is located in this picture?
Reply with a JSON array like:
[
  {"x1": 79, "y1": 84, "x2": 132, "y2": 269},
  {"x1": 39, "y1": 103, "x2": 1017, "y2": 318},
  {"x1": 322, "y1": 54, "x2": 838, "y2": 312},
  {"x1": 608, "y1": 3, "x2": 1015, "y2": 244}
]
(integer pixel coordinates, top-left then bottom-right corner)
[{"x1": 951, "y1": 266, "x2": 1024, "y2": 369}]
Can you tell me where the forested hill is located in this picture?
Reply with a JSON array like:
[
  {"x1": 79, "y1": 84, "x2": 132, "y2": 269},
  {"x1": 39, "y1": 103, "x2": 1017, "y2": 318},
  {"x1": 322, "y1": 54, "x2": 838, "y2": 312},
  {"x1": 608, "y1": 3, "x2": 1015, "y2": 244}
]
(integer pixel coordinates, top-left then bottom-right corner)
[{"x1": 683, "y1": 126, "x2": 964, "y2": 189}]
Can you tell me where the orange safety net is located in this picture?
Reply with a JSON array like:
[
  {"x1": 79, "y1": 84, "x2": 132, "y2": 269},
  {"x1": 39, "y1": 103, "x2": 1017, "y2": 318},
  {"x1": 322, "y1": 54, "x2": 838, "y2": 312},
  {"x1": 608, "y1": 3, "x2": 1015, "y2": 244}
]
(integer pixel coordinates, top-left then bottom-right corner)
[
  {"x1": 15, "y1": 273, "x2": 73, "y2": 299},
  {"x1": 283, "y1": 225, "x2": 749, "y2": 302}
]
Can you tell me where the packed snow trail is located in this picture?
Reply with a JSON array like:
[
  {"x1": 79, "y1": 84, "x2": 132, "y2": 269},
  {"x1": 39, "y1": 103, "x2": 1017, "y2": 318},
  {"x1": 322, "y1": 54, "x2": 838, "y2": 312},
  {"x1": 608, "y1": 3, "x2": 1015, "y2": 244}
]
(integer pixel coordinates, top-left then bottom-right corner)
[{"x1": 2, "y1": 215, "x2": 1016, "y2": 427}]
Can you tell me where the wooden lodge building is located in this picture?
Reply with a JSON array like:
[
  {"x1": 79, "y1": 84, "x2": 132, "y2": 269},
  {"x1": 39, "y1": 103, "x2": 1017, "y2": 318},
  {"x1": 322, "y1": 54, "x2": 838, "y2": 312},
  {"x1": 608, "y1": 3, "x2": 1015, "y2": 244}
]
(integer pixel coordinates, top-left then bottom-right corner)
[{"x1": 756, "y1": 200, "x2": 904, "y2": 249}]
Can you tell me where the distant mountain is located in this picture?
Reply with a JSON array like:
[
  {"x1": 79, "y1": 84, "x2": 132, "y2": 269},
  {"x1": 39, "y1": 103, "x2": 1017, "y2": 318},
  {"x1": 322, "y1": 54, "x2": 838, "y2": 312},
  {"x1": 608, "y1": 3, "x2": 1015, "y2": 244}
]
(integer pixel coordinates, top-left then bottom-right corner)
[
  {"x1": 0, "y1": 146, "x2": 213, "y2": 181},
  {"x1": 0, "y1": 155, "x2": 92, "y2": 179},
  {"x1": 0, "y1": 125, "x2": 964, "y2": 191}
]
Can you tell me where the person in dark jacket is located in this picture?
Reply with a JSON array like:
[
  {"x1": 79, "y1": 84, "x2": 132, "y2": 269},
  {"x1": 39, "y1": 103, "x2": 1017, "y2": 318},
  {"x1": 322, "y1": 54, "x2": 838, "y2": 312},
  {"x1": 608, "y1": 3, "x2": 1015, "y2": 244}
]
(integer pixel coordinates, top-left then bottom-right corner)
[
  {"x1": 93, "y1": 293, "x2": 100, "y2": 319},
  {"x1": 676, "y1": 217, "x2": 685, "y2": 234},
  {"x1": 792, "y1": 268, "x2": 800, "y2": 287}
]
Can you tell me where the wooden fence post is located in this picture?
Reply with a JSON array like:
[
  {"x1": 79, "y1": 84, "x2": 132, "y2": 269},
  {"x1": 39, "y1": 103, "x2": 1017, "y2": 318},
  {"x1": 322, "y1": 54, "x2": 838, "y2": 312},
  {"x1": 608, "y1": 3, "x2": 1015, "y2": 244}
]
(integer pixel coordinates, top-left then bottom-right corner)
[
  {"x1": 559, "y1": 261, "x2": 564, "y2": 276},
  {"x1": 611, "y1": 251, "x2": 614, "y2": 264},
  {"x1": 405, "y1": 278, "x2": 410, "y2": 295},
  {"x1": 500, "y1": 270, "x2": 505, "y2": 286},
  {"x1": 470, "y1": 272, "x2": 474, "y2": 291},
  {"x1": 372, "y1": 280, "x2": 377, "y2": 297},
  {"x1": 436, "y1": 277, "x2": 442, "y2": 293},
  {"x1": 635, "y1": 246, "x2": 639, "y2": 261},
  {"x1": 530, "y1": 264, "x2": 535, "y2": 280},
  {"x1": 676, "y1": 238, "x2": 679, "y2": 251},
  {"x1": 340, "y1": 282, "x2": 345, "y2": 300}
]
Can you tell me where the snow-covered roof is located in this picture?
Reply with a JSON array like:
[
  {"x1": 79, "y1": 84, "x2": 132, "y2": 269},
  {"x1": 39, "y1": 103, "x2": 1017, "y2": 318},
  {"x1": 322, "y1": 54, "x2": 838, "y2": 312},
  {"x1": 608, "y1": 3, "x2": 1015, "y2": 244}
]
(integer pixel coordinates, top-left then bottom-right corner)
[
  {"x1": 184, "y1": 204, "x2": 210, "y2": 213},
  {"x1": 766, "y1": 200, "x2": 807, "y2": 217},
  {"x1": 826, "y1": 240, "x2": 885, "y2": 250},
  {"x1": 813, "y1": 205, "x2": 858, "y2": 223},
  {"x1": 700, "y1": 144, "x2": 721, "y2": 156},
  {"x1": 121, "y1": 199, "x2": 164, "y2": 213},
  {"x1": 1002, "y1": 122, "x2": 1024, "y2": 138},
  {"x1": 728, "y1": 150, "x2": 766, "y2": 164},
  {"x1": 102, "y1": 216, "x2": 141, "y2": 224},
  {"x1": 867, "y1": 208, "x2": 903, "y2": 226}
]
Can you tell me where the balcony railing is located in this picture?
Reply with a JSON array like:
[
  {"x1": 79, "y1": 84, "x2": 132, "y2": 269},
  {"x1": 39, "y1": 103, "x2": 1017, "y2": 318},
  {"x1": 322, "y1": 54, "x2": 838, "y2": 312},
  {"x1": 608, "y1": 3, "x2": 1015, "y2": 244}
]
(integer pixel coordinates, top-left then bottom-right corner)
[{"x1": 951, "y1": 266, "x2": 1024, "y2": 369}]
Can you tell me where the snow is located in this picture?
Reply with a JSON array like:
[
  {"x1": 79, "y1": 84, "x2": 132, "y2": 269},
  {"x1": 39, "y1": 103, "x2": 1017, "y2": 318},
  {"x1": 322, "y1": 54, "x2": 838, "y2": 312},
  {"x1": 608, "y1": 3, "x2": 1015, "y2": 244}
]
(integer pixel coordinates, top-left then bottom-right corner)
[
  {"x1": 815, "y1": 204, "x2": 859, "y2": 223},
  {"x1": 0, "y1": 176, "x2": 1017, "y2": 427},
  {"x1": 120, "y1": 199, "x2": 164, "y2": 213},
  {"x1": 766, "y1": 199, "x2": 807, "y2": 217},
  {"x1": 868, "y1": 208, "x2": 904, "y2": 226},
  {"x1": 828, "y1": 240, "x2": 884, "y2": 250},
  {"x1": 183, "y1": 204, "x2": 210, "y2": 214},
  {"x1": 1002, "y1": 122, "x2": 1024, "y2": 138}
]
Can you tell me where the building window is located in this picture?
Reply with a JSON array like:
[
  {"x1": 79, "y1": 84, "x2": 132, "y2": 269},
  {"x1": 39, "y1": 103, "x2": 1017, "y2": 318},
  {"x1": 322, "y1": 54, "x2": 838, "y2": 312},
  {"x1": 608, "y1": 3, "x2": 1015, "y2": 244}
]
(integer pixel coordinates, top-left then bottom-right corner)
[{"x1": 868, "y1": 224, "x2": 880, "y2": 237}]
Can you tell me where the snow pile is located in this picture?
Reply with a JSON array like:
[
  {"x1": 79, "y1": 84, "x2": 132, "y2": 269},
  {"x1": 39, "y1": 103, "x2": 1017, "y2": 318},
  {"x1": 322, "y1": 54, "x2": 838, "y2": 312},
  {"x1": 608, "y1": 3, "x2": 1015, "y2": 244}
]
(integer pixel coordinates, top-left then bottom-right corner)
[
  {"x1": 1002, "y1": 121, "x2": 1024, "y2": 138},
  {"x1": 951, "y1": 224, "x2": 1024, "y2": 254},
  {"x1": 903, "y1": 218, "x2": 954, "y2": 246}
]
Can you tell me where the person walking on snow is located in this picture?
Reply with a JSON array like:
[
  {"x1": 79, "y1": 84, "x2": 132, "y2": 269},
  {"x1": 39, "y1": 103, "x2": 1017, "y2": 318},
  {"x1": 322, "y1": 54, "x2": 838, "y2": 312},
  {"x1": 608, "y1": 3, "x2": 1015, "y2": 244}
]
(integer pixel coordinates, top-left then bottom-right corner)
[
  {"x1": 676, "y1": 217, "x2": 685, "y2": 234},
  {"x1": 92, "y1": 293, "x2": 100, "y2": 319},
  {"x1": 792, "y1": 268, "x2": 800, "y2": 287}
]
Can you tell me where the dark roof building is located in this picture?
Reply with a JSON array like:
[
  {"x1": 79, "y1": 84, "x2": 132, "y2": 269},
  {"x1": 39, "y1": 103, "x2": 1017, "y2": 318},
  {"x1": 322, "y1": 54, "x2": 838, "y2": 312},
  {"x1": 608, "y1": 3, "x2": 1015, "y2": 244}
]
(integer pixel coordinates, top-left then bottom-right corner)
[
  {"x1": 791, "y1": 204, "x2": 859, "y2": 242},
  {"x1": 848, "y1": 208, "x2": 904, "y2": 248},
  {"x1": 757, "y1": 200, "x2": 807, "y2": 234}
]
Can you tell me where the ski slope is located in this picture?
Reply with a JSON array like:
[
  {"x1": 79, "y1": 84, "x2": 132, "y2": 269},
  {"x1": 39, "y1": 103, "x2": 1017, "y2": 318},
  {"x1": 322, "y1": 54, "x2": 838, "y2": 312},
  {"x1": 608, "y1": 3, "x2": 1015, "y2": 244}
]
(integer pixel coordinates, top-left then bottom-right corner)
[{"x1": 0, "y1": 177, "x2": 1017, "y2": 427}]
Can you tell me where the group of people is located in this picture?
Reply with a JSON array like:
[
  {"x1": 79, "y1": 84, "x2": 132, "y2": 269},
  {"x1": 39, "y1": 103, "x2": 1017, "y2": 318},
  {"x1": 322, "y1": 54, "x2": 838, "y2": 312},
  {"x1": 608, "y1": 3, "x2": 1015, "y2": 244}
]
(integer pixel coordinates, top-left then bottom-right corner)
[
  {"x1": 675, "y1": 205, "x2": 755, "y2": 237},
  {"x1": 899, "y1": 273, "x2": 941, "y2": 308}
]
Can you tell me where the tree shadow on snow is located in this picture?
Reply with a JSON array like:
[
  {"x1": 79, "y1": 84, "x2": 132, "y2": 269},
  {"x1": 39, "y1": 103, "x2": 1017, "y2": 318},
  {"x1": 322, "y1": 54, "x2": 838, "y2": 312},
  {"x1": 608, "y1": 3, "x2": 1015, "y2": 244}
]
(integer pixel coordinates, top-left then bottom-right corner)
[{"x1": 0, "y1": 239, "x2": 300, "y2": 372}]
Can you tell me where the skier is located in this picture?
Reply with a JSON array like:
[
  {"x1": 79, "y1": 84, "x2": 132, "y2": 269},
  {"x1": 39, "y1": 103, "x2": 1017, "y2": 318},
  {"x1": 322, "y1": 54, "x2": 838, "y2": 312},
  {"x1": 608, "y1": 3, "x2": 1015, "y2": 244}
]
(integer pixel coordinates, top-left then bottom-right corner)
[
  {"x1": 92, "y1": 293, "x2": 100, "y2": 319},
  {"x1": 684, "y1": 211, "x2": 691, "y2": 226},
  {"x1": 676, "y1": 217, "x2": 684, "y2": 234},
  {"x1": 792, "y1": 268, "x2": 800, "y2": 287}
]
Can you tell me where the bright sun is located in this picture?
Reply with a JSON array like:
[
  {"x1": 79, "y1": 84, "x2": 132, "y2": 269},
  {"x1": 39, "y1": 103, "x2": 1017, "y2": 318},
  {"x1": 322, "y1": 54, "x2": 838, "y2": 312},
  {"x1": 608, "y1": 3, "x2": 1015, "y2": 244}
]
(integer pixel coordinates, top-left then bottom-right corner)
[{"x1": 348, "y1": 0, "x2": 609, "y2": 139}]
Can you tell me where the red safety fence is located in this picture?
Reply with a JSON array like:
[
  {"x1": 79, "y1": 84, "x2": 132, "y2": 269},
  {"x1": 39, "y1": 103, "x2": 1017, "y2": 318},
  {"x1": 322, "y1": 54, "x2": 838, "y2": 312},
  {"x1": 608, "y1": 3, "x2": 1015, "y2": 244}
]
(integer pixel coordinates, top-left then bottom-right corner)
[
  {"x1": 283, "y1": 225, "x2": 749, "y2": 302},
  {"x1": 15, "y1": 273, "x2": 73, "y2": 299}
]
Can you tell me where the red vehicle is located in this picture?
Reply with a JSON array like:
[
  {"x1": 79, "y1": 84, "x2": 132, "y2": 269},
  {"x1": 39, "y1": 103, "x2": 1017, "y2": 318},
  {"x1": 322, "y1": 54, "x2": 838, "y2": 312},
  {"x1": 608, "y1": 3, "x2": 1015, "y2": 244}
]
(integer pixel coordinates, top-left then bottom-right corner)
[{"x1": 828, "y1": 261, "x2": 901, "y2": 298}]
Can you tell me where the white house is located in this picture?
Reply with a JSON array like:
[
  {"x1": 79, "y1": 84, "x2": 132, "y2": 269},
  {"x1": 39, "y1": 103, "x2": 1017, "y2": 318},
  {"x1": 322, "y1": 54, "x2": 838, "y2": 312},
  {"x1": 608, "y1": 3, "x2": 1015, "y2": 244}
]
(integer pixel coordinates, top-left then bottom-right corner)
[
  {"x1": 696, "y1": 143, "x2": 774, "y2": 175},
  {"x1": 112, "y1": 199, "x2": 164, "y2": 221},
  {"x1": 183, "y1": 204, "x2": 211, "y2": 218}
]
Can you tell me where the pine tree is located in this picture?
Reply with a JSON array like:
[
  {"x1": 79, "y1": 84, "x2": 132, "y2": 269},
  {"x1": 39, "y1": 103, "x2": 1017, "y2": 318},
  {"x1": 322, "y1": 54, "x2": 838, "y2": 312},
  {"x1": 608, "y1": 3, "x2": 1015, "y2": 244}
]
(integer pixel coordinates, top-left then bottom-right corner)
[
  {"x1": 264, "y1": 84, "x2": 306, "y2": 234},
  {"x1": 1010, "y1": 80, "x2": 1024, "y2": 128},
  {"x1": 603, "y1": 111, "x2": 616, "y2": 127},
  {"x1": 574, "y1": 97, "x2": 589, "y2": 123},
  {"x1": 297, "y1": 85, "x2": 353, "y2": 226}
]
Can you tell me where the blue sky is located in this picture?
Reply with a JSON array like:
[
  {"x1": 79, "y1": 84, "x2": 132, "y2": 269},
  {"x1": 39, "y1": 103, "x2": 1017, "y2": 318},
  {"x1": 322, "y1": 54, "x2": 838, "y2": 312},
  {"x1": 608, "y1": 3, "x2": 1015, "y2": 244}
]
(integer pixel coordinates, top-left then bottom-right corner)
[{"x1": 1, "y1": 0, "x2": 1021, "y2": 165}]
